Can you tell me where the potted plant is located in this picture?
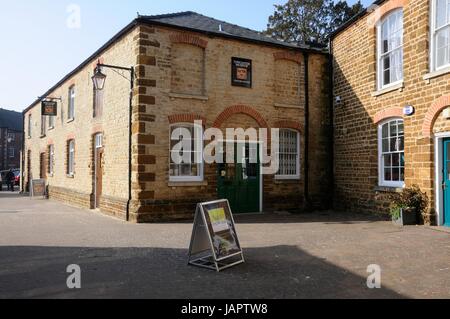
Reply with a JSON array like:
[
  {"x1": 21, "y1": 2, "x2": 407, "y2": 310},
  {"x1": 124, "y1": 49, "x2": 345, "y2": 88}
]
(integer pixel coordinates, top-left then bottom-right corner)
[{"x1": 389, "y1": 185, "x2": 429, "y2": 226}]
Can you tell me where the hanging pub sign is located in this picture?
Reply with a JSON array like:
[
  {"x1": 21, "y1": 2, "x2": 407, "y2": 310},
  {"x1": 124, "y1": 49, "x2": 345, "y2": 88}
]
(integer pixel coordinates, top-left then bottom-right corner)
[
  {"x1": 41, "y1": 101, "x2": 58, "y2": 116},
  {"x1": 188, "y1": 199, "x2": 245, "y2": 272},
  {"x1": 231, "y1": 57, "x2": 252, "y2": 88}
]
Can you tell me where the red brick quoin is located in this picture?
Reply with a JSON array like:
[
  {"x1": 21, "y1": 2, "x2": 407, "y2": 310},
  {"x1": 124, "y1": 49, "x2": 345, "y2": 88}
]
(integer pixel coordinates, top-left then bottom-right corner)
[
  {"x1": 213, "y1": 105, "x2": 269, "y2": 129},
  {"x1": 373, "y1": 107, "x2": 404, "y2": 124},
  {"x1": 169, "y1": 33, "x2": 208, "y2": 49},
  {"x1": 422, "y1": 95, "x2": 450, "y2": 138}
]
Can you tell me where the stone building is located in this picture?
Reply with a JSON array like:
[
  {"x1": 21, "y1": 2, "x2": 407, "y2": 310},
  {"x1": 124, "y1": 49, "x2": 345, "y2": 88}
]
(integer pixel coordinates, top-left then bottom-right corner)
[
  {"x1": 0, "y1": 108, "x2": 23, "y2": 171},
  {"x1": 331, "y1": 0, "x2": 450, "y2": 226},
  {"x1": 23, "y1": 12, "x2": 331, "y2": 222}
]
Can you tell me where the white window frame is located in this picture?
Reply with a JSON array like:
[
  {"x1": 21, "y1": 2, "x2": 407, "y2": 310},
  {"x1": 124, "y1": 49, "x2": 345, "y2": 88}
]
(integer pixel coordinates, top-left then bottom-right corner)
[
  {"x1": 49, "y1": 145, "x2": 54, "y2": 175},
  {"x1": 276, "y1": 129, "x2": 301, "y2": 180},
  {"x1": 68, "y1": 86, "x2": 75, "y2": 120},
  {"x1": 68, "y1": 140, "x2": 75, "y2": 176},
  {"x1": 48, "y1": 114, "x2": 55, "y2": 129},
  {"x1": 169, "y1": 123, "x2": 204, "y2": 182},
  {"x1": 41, "y1": 115, "x2": 46, "y2": 136},
  {"x1": 377, "y1": 9, "x2": 404, "y2": 90},
  {"x1": 430, "y1": 0, "x2": 450, "y2": 71},
  {"x1": 378, "y1": 118, "x2": 405, "y2": 188}
]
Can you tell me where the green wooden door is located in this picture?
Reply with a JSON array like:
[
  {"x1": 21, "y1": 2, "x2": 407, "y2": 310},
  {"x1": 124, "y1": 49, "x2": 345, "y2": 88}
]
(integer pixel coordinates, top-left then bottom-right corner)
[
  {"x1": 218, "y1": 142, "x2": 260, "y2": 214},
  {"x1": 443, "y1": 139, "x2": 450, "y2": 227}
]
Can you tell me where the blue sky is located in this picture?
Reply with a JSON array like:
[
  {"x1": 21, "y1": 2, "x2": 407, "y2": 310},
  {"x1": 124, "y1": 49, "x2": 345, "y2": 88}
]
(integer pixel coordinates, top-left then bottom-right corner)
[{"x1": 0, "y1": 0, "x2": 372, "y2": 112}]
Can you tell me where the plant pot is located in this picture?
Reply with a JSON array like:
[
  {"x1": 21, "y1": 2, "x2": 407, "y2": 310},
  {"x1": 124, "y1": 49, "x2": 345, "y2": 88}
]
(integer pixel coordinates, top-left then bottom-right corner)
[{"x1": 392, "y1": 208, "x2": 418, "y2": 226}]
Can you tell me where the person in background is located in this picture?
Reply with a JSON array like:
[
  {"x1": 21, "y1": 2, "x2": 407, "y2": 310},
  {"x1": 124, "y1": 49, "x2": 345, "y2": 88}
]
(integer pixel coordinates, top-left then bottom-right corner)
[{"x1": 6, "y1": 169, "x2": 15, "y2": 192}]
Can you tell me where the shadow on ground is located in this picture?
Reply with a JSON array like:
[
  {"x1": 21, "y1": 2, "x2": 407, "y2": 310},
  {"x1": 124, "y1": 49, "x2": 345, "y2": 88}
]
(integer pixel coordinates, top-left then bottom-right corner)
[{"x1": 0, "y1": 245, "x2": 403, "y2": 299}]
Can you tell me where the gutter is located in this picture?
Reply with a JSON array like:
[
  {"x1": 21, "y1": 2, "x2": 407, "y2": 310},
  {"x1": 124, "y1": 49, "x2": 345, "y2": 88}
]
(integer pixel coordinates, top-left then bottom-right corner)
[
  {"x1": 21, "y1": 112, "x2": 25, "y2": 193},
  {"x1": 328, "y1": 39, "x2": 335, "y2": 209},
  {"x1": 304, "y1": 52, "x2": 310, "y2": 209}
]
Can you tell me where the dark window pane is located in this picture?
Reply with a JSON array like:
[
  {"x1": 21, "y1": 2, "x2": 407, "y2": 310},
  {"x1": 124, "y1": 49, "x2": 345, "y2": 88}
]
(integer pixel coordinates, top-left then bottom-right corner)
[
  {"x1": 392, "y1": 168, "x2": 400, "y2": 181},
  {"x1": 392, "y1": 153, "x2": 400, "y2": 166},
  {"x1": 385, "y1": 169, "x2": 392, "y2": 181},
  {"x1": 384, "y1": 154, "x2": 392, "y2": 167}
]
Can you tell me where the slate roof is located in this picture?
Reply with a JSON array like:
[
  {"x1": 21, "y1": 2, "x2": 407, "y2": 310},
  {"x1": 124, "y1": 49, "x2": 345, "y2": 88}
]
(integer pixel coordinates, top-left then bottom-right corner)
[
  {"x1": 0, "y1": 108, "x2": 23, "y2": 131},
  {"x1": 25, "y1": 11, "x2": 327, "y2": 113},
  {"x1": 139, "y1": 11, "x2": 314, "y2": 50}
]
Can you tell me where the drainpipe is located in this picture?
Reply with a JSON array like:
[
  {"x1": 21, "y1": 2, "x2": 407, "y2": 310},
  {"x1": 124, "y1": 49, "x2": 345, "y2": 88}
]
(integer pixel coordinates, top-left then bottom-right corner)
[
  {"x1": 21, "y1": 112, "x2": 25, "y2": 193},
  {"x1": 304, "y1": 52, "x2": 311, "y2": 209},
  {"x1": 126, "y1": 67, "x2": 135, "y2": 222},
  {"x1": 328, "y1": 39, "x2": 335, "y2": 209}
]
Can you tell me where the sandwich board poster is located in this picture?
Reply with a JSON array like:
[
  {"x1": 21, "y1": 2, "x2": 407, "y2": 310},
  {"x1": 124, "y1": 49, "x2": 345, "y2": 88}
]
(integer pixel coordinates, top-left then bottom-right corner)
[
  {"x1": 30, "y1": 179, "x2": 46, "y2": 198},
  {"x1": 188, "y1": 199, "x2": 244, "y2": 272}
]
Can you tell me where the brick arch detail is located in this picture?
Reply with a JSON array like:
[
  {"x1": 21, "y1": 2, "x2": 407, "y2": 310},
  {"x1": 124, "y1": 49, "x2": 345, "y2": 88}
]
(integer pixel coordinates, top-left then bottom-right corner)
[
  {"x1": 92, "y1": 125, "x2": 103, "y2": 135},
  {"x1": 47, "y1": 138, "x2": 54, "y2": 146},
  {"x1": 370, "y1": 0, "x2": 408, "y2": 28},
  {"x1": 67, "y1": 133, "x2": 75, "y2": 140},
  {"x1": 168, "y1": 114, "x2": 207, "y2": 126},
  {"x1": 373, "y1": 107, "x2": 404, "y2": 124},
  {"x1": 274, "y1": 120, "x2": 303, "y2": 132},
  {"x1": 213, "y1": 105, "x2": 269, "y2": 129},
  {"x1": 273, "y1": 51, "x2": 302, "y2": 64},
  {"x1": 422, "y1": 95, "x2": 450, "y2": 138},
  {"x1": 169, "y1": 33, "x2": 208, "y2": 49}
]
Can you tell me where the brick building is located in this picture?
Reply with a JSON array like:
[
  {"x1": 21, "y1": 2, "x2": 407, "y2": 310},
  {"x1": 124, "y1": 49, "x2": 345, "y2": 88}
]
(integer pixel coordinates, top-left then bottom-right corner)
[
  {"x1": 0, "y1": 108, "x2": 23, "y2": 171},
  {"x1": 331, "y1": 0, "x2": 450, "y2": 226},
  {"x1": 23, "y1": 12, "x2": 331, "y2": 222}
]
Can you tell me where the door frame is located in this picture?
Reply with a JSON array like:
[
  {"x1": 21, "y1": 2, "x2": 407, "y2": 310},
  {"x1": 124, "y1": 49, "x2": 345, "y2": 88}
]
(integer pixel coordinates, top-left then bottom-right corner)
[
  {"x1": 433, "y1": 132, "x2": 449, "y2": 226},
  {"x1": 219, "y1": 139, "x2": 263, "y2": 214},
  {"x1": 94, "y1": 133, "x2": 104, "y2": 209}
]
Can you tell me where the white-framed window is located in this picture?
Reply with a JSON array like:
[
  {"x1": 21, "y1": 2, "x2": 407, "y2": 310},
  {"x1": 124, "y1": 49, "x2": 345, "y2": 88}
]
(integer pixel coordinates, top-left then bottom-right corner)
[
  {"x1": 169, "y1": 123, "x2": 203, "y2": 182},
  {"x1": 41, "y1": 115, "x2": 46, "y2": 136},
  {"x1": 7, "y1": 133, "x2": 15, "y2": 142},
  {"x1": 431, "y1": 0, "x2": 450, "y2": 71},
  {"x1": 48, "y1": 115, "x2": 55, "y2": 129},
  {"x1": 49, "y1": 144, "x2": 54, "y2": 175},
  {"x1": 378, "y1": 118, "x2": 405, "y2": 188},
  {"x1": 9, "y1": 147, "x2": 14, "y2": 158},
  {"x1": 95, "y1": 133, "x2": 103, "y2": 149},
  {"x1": 276, "y1": 129, "x2": 301, "y2": 179},
  {"x1": 68, "y1": 86, "x2": 75, "y2": 120},
  {"x1": 377, "y1": 9, "x2": 404, "y2": 89},
  {"x1": 68, "y1": 140, "x2": 75, "y2": 176}
]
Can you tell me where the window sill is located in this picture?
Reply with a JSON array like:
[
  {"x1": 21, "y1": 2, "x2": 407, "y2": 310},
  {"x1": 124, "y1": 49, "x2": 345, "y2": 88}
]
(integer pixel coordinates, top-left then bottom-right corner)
[
  {"x1": 40, "y1": 134, "x2": 46, "y2": 139},
  {"x1": 67, "y1": 118, "x2": 75, "y2": 123},
  {"x1": 274, "y1": 177, "x2": 301, "y2": 184},
  {"x1": 371, "y1": 82, "x2": 404, "y2": 97},
  {"x1": 274, "y1": 103, "x2": 303, "y2": 109},
  {"x1": 66, "y1": 174, "x2": 75, "y2": 179},
  {"x1": 423, "y1": 67, "x2": 450, "y2": 82},
  {"x1": 168, "y1": 181, "x2": 207, "y2": 187},
  {"x1": 374, "y1": 186, "x2": 404, "y2": 193},
  {"x1": 169, "y1": 92, "x2": 208, "y2": 102},
  {"x1": 48, "y1": 127, "x2": 55, "y2": 131}
]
